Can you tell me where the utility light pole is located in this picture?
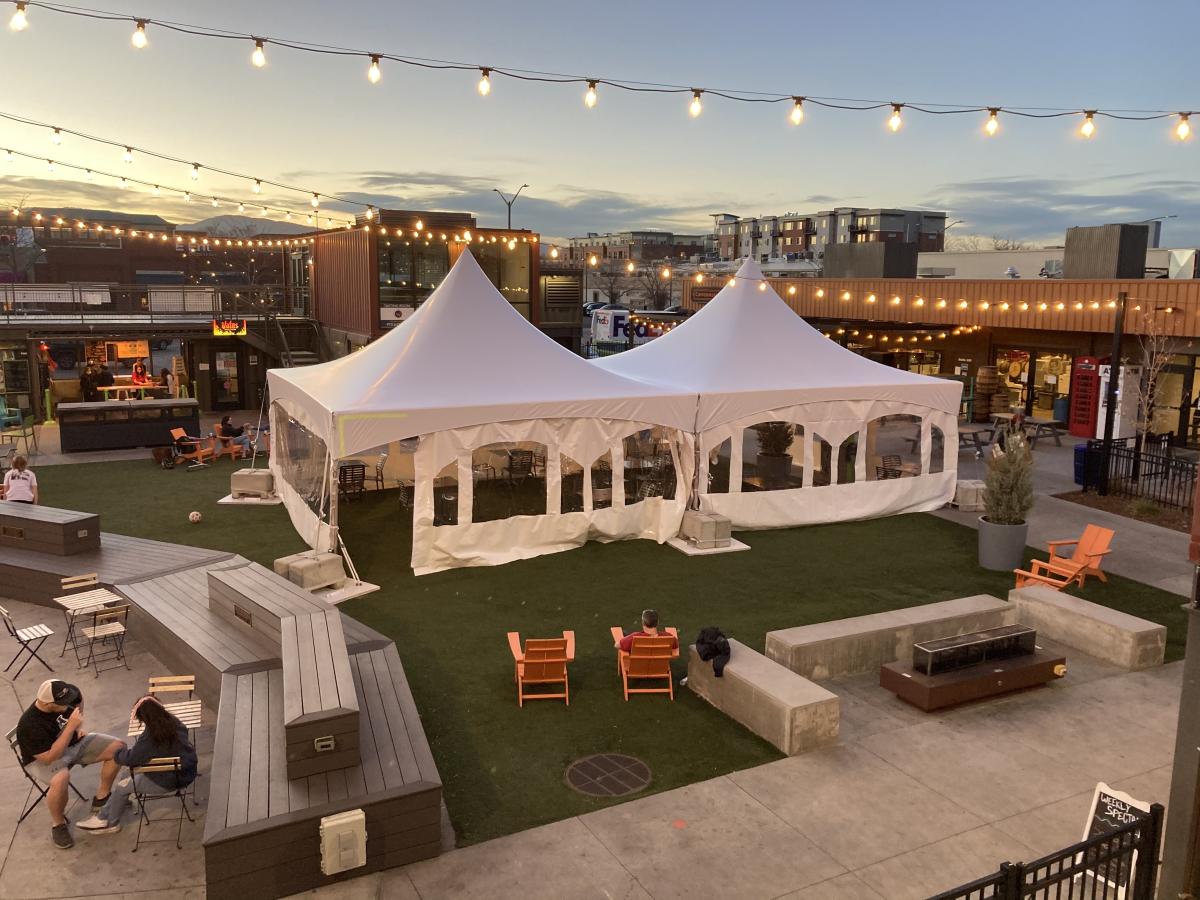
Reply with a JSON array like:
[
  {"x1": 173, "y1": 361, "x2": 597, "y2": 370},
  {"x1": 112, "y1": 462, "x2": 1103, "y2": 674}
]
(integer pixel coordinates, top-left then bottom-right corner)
[{"x1": 492, "y1": 184, "x2": 529, "y2": 230}]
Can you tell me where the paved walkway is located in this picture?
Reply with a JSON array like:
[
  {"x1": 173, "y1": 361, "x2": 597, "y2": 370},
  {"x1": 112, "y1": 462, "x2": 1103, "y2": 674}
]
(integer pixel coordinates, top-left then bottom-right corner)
[{"x1": 940, "y1": 438, "x2": 1194, "y2": 596}]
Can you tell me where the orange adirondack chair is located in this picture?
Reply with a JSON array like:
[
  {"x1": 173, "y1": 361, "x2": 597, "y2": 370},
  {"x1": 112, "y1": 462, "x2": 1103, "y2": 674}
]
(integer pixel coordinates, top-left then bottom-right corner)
[
  {"x1": 1014, "y1": 524, "x2": 1114, "y2": 590},
  {"x1": 610, "y1": 626, "x2": 679, "y2": 701},
  {"x1": 506, "y1": 631, "x2": 574, "y2": 706}
]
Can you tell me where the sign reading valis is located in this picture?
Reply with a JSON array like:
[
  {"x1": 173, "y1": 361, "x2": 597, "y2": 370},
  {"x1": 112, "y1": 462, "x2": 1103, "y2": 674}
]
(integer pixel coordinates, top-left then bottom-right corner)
[{"x1": 212, "y1": 318, "x2": 248, "y2": 337}]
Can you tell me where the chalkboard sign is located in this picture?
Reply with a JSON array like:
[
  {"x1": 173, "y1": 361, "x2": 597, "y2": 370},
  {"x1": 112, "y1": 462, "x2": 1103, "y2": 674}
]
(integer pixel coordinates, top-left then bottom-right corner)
[
  {"x1": 2, "y1": 360, "x2": 29, "y2": 393},
  {"x1": 1075, "y1": 782, "x2": 1150, "y2": 898}
]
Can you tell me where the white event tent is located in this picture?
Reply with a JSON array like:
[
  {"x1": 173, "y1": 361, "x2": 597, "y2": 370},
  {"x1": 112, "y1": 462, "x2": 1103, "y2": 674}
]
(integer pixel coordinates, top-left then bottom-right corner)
[
  {"x1": 267, "y1": 250, "x2": 698, "y2": 575},
  {"x1": 595, "y1": 259, "x2": 963, "y2": 528}
]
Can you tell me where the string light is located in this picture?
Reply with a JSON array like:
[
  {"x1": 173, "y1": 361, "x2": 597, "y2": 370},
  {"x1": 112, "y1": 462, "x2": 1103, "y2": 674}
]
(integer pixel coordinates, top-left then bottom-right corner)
[
  {"x1": 985, "y1": 108, "x2": 999, "y2": 136},
  {"x1": 8, "y1": 2, "x2": 27, "y2": 31},
  {"x1": 866, "y1": 293, "x2": 876, "y2": 303},
  {"x1": 815, "y1": 288, "x2": 825, "y2": 298},
  {"x1": 364, "y1": 207, "x2": 374, "y2": 220},
  {"x1": 119, "y1": 177, "x2": 128, "y2": 188},
  {"x1": 210, "y1": 197, "x2": 219, "y2": 207},
  {"x1": 626, "y1": 261, "x2": 635, "y2": 273},
  {"x1": 477, "y1": 67, "x2": 491, "y2": 96},
  {"x1": 131, "y1": 19, "x2": 147, "y2": 49},
  {"x1": 1177, "y1": 113, "x2": 1191, "y2": 141},
  {"x1": 789, "y1": 97, "x2": 804, "y2": 126},
  {"x1": 46, "y1": 159, "x2": 54, "y2": 173},
  {"x1": 190, "y1": 163, "x2": 200, "y2": 180},
  {"x1": 50, "y1": 128, "x2": 62, "y2": 146},
  {"x1": 588, "y1": 254, "x2": 598, "y2": 266},
  {"x1": 415, "y1": 219, "x2": 423, "y2": 231},
  {"x1": 584, "y1": 80, "x2": 598, "y2": 109},
  {"x1": 152, "y1": 184, "x2": 160, "y2": 195},
  {"x1": 368, "y1": 55, "x2": 381, "y2": 84},
  {"x1": 183, "y1": 192, "x2": 191, "y2": 202},
  {"x1": 888, "y1": 103, "x2": 903, "y2": 132},
  {"x1": 122, "y1": 146, "x2": 133, "y2": 164},
  {"x1": 84, "y1": 168, "x2": 93, "y2": 181},
  {"x1": 237, "y1": 202, "x2": 245, "y2": 212},
  {"x1": 251, "y1": 38, "x2": 266, "y2": 68},
  {"x1": 3, "y1": 150, "x2": 11, "y2": 162},
  {"x1": 252, "y1": 179, "x2": 262, "y2": 194},
  {"x1": 310, "y1": 193, "x2": 320, "y2": 208},
  {"x1": 689, "y1": 90, "x2": 703, "y2": 118},
  {"x1": 1080, "y1": 110, "x2": 1096, "y2": 138}
]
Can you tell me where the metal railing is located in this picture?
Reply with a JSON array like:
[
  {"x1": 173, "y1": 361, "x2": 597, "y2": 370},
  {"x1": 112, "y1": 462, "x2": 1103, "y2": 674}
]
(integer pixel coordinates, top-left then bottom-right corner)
[
  {"x1": 1083, "y1": 437, "x2": 1197, "y2": 512},
  {"x1": 930, "y1": 803, "x2": 1163, "y2": 900},
  {"x1": 0, "y1": 283, "x2": 309, "y2": 325}
]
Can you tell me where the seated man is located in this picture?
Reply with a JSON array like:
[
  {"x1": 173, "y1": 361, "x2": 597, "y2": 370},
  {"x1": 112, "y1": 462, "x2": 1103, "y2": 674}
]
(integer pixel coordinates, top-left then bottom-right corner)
[
  {"x1": 16, "y1": 680, "x2": 124, "y2": 849},
  {"x1": 618, "y1": 609, "x2": 678, "y2": 653}
]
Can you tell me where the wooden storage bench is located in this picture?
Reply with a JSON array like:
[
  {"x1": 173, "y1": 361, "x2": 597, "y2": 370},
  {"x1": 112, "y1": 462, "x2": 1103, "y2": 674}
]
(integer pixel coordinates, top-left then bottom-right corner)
[
  {"x1": 0, "y1": 505, "x2": 100, "y2": 556},
  {"x1": 282, "y1": 610, "x2": 360, "y2": 778}
]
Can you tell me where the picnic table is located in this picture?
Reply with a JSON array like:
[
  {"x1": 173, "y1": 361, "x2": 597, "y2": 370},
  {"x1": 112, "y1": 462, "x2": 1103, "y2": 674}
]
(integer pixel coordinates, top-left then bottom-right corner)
[
  {"x1": 959, "y1": 423, "x2": 995, "y2": 454},
  {"x1": 989, "y1": 413, "x2": 1065, "y2": 448}
]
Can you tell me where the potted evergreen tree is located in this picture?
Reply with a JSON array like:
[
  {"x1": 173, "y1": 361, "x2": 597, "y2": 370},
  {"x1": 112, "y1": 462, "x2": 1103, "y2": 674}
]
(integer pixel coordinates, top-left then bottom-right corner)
[
  {"x1": 978, "y1": 424, "x2": 1034, "y2": 570},
  {"x1": 753, "y1": 422, "x2": 795, "y2": 488}
]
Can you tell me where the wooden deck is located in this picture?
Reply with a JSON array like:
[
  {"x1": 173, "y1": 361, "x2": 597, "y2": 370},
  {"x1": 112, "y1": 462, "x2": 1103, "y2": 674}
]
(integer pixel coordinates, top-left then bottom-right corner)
[
  {"x1": 0, "y1": 514, "x2": 441, "y2": 898},
  {"x1": 0, "y1": 531, "x2": 234, "y2": 605},
  {"x1": 204, "y1": 644, "x2": 442, "y2": 899}
]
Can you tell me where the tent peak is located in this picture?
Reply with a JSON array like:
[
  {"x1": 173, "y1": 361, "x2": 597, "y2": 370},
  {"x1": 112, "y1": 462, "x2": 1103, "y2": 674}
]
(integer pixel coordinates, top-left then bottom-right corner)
[{"x1": 733, "y1": 258, "x2": 765, "y2": 282}]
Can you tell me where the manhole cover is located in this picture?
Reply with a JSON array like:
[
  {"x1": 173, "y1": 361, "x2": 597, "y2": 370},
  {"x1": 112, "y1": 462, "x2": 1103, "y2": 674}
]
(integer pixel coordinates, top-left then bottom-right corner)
[{"x1": 565, "y1": 753, "x2": 651, "y2": 797}]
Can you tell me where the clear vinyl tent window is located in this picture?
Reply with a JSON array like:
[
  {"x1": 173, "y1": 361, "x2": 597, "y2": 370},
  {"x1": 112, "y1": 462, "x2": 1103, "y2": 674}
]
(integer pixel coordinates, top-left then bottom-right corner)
[
  {"x1": 812, "y1": 434, "x2": 834, "y2": 487},
  {"x1": 837, "y1": 434, "x2": 858, "y2": 484},
  {"x1": 742, "y1": 422, "x2": 804, "y2": 491},
  {"x1": 274, "y1": 411, "x2": 330, "y2": 520},
  {"x1": 622, "y1": 428, "x2": 677, "y2": 505},
  {"x1": 930, "y1": 425, "x2": 945, "y2": 475},
  {"x1": 471, "y1": 442, "x2": 547, "y2": 522},
  {"x1": 707, "y1": 438, "x2": 732, "y2": 494},
  {"x1": 866, "y1": 415, "x2": 923, "y2": 481},
  {"x1": 433, "y1": 460, "x2": 458, "y2": 526},
  {"x1": 560, "y1": 454, "x2": 584, "y2": 513},
  {"x1": 591, "y1": 451, "x2": 613, "y2": 510}
]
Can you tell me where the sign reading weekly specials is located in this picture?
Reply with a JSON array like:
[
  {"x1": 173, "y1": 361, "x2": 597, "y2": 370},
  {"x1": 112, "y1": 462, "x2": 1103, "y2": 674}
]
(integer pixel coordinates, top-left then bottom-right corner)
[
  {"x1": 1074, "y1": 782, "x2": 1150, "y2": 898},
  {"x1": 212, "y1": 318, "x2": 248, "y2": 337}
]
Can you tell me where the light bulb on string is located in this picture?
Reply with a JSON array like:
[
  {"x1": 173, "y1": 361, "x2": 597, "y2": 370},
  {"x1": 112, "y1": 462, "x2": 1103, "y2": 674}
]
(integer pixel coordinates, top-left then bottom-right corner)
[
  {"x1": 584, "y1": 80, "x2": 598, "y2": 109},
  {"x1": 50, "y1": 128, "x2": 62, "y2": 146},
  {"x1": 310, "y1": 193, "x2": 320, "y2": 208},
  {"x1": 477, "y1": 67, "x2": 491, "y2": 96},
  {"x1": 190, "y1": 163, "x2": 200, "y2": 180},
  {"x1": 152, "y1": 185, "x2": 160, "y2": 195},
  {"x1": 183, "y1": 192, "x2": 191, "y2": 203},
  {"x1": 84, "y1": 169, "x2": 93, "y2": 181},
  {"x1": 415, "y1": 219, "x2": 423, "y2": 231},
  {"x1": 789, "y1": 96, "x2": 805, "y2": 125},
  {"x1": 689, "y1": 89, "x2": 703, "y2": 118},
  {"x1": 252, "y1": 179, "x2": 262, "y2": 194},
  {"x1": 3, "y1": 150, "x2": 11, "y2": 163},
  {"x1": 1176, "y1": 113, "x2": 1191, "y2": 141},
  {"x1": 46, "y1": 160, "x2": 54, "y2": 173},
  {"x1": 120, "y1": 177, "x2": 128, "y2": 188},
  {"x1": 285, "y1": 211, "x2": 292, "y2": 221},
  {"x1": 121, "y1": 146, "x2": 133, "y2": 164},
  {"x1": 1080, "y1": 110, "x2": 1096, "y2": 138},
  {"x1": 887, "y1": 103, "x2": 903, "y2": 132},
  {"x1": 365, "y1": 207, "x2": 374, "y2": 221},
  {"x1": 9, "y1": 3, "x2": 28, "y2": 31},
  {"x1": 306, "y1": 215, "x2": 314, "y2": 225},
  {"x1": 211, "y1": 198, "x2": 219, "y2": 208},
  {"x1": 367, "y1": 55, "x2": 381, "y2": 84},
  {"x1": 131, "y1": 20, "x2": 148, "y2": 49},
  {"x1": 626, "y1": 261, "x2": 635, "y2": 273},
  {"x1": 985, "y1": 108, "x2": 1000, "y2": 136},
  {"x1": 252, "y1": 39, "x2": 267, "y2": 68}
]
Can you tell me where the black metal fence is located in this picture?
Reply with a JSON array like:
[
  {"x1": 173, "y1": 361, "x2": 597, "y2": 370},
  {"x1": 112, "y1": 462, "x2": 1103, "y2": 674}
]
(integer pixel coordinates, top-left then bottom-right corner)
[
  {"x1": 930, "y1": 803, "x2": 1163, "y2": 900},
  {"x1": 1083, "y1": 438, "x2": 1197, "y2": 512}
]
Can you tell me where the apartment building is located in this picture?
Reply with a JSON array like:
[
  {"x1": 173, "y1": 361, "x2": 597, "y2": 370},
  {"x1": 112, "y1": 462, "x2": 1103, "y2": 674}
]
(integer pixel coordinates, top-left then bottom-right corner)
[{"x1": 715, "y1": 207, "x2": 947, "y2": 262}]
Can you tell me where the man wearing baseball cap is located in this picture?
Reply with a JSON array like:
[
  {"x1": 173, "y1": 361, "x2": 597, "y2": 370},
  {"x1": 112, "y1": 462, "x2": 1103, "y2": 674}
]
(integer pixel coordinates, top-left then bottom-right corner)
[{"x1": 15, "y1": 679, "x2": 123, "y2": 849}]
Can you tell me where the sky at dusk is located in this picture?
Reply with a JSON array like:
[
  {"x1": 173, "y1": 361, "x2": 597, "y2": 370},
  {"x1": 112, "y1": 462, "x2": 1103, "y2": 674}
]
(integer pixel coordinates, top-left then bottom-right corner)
[{"x1": 1, "y1": 0, "x2": 1198, "y2": 246}]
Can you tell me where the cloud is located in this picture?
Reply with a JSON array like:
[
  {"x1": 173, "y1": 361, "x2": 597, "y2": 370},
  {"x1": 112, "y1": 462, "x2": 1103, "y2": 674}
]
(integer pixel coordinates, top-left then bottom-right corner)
[{"x1": 921, "y1": 173, "x2": 1200, "y2": 246}]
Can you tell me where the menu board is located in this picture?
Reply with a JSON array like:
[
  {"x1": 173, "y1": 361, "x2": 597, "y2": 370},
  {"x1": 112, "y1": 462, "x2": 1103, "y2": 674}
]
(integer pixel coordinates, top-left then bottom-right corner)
[{"x1": 1075, "y1": 782, "x2": 1150, "y2": 897}]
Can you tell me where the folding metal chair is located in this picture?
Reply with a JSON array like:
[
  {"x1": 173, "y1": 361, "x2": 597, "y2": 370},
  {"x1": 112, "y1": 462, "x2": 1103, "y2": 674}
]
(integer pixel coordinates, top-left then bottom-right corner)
[
  {"x1": 7, "y1": 727, "x2": 86, "y2": 825},
  {"x1": 80, "y1": 605, "x2": 130, "y2": 677},
  {"x1": 0, "y1": 605, "x2": 54, "y2": 678},
  {"x1": 130, "y1": 757, "x2": 194, "y2": 852}
]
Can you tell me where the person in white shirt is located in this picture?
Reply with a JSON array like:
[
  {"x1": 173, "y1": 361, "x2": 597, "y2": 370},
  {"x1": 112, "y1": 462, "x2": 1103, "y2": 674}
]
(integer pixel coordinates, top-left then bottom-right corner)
[{"x1": 3, "y1": 456, "x2": 38, "y2": 504}]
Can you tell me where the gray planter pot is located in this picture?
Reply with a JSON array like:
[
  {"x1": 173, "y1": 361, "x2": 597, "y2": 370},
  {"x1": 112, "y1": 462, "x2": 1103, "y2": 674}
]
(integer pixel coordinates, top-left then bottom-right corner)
[{"x1": 977, "y1": 516, "x2": 1028, "y2": 571}]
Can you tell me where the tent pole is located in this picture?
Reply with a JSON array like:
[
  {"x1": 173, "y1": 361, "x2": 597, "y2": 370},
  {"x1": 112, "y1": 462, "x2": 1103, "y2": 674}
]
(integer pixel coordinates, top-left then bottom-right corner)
[{"x1": 690, "y1": 394, "x2": 702, "y2": 511}]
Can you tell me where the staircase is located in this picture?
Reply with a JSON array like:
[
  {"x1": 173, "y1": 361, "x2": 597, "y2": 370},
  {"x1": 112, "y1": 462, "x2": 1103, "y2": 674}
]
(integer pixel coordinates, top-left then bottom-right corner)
[{"x1": 241, "y1": 315, "x2": 328, "y2": 368}]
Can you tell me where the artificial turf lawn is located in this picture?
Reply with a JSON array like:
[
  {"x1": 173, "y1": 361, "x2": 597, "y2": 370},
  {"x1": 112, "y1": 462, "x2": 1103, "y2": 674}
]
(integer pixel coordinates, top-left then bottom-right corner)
[{"x1": 34, "y1": 458, "x2": 1189, "y2": 845}]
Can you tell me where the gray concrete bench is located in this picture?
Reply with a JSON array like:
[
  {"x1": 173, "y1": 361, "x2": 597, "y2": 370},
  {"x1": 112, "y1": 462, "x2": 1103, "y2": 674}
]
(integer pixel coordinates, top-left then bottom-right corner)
[
  {"x1": 765, "y1": 594, "x2": 1016, "y2": 681},
  {"x1": 687, "y1": 639, "x2": 839, "y2": 755},
  {"x1": 1009, "y1": 585, "x2": 1166, "y2": 671}
]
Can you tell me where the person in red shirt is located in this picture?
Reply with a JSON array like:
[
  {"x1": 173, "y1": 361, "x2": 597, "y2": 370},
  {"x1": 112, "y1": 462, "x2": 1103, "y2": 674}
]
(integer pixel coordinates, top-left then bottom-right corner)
[{"x1": 618, "y1": 609, "x2": 678, "y2": 653}]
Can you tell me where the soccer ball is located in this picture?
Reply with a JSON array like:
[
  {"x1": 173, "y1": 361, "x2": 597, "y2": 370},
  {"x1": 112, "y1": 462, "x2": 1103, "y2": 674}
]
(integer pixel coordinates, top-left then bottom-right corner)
[{"x1": 188, "y1": 511, "x2": 202, "y2": 524}]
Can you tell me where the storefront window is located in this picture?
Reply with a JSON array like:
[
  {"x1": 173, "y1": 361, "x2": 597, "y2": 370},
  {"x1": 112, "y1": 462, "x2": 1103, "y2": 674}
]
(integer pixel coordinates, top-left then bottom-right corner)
[
  {"x1": 474, "y1": 242, "x2": 532, "y2": 320},
  {"x1": 378, "y1": 241, "x2": 450, "y2": 304},
  {"x1": 995, "y1": 348, "x2": 1073, "y2": 417}
]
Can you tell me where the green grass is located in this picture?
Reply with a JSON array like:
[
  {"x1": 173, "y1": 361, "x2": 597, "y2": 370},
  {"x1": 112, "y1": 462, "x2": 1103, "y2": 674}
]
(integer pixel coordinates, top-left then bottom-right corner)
[{"x1": 33, "y1": 459, "x2": 1190, "y2": 845}]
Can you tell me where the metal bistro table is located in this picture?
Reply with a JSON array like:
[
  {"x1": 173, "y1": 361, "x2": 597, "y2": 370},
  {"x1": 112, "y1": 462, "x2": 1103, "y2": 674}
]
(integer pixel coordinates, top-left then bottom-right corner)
[{"x1": 54, "y1": 587, "x2": 122, "y2": 664}]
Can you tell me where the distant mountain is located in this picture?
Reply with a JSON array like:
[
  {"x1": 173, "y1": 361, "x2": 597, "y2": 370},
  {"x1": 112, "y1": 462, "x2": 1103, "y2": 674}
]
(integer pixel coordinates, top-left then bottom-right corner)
[{"x1": 177, "y1": 215, "x2": 312, "y2": 236}]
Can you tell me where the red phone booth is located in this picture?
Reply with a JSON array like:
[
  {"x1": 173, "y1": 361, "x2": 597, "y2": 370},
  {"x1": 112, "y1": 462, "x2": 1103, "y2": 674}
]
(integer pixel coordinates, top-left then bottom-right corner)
[{"x1": 1069, "y1": 356, "x2": 1100, "y2": 438}]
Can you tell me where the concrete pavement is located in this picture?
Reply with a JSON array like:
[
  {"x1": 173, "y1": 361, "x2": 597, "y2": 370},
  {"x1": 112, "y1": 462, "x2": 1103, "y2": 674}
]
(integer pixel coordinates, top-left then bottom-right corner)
[{"x1": 940, "y1": 438, "x2": 1194, "y2": 596}]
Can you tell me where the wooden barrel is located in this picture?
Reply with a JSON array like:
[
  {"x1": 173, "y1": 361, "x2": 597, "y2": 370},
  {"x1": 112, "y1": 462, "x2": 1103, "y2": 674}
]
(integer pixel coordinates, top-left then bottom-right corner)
[
  {"x1": 992, "y1": 394, "x2": 1013, "y2": 414},
  {"x1": 975, "y1": 366, "x2": 999, "y2": 392}
]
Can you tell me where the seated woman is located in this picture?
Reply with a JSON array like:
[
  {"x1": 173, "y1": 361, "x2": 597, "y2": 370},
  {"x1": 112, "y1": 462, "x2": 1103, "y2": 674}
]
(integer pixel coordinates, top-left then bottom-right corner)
[
  {"x1": 74, "y1": 695, "x2": 197, "y2": 834},
  {"x1": 218, "y1": 415, "x2": 256, "y2": 459},
  {"x1": 130, "y1": 360, "x2": 150, "y2": 386}
]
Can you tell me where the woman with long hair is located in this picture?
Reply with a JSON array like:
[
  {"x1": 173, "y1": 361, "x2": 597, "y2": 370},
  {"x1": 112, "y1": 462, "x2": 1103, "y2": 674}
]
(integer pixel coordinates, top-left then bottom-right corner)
[
  {"x1": 2, "y1": 456, "x2": 38, "y2": 504},
  {"x1": 75, "y1": 695, "x2": 197, "y2": 834}
]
